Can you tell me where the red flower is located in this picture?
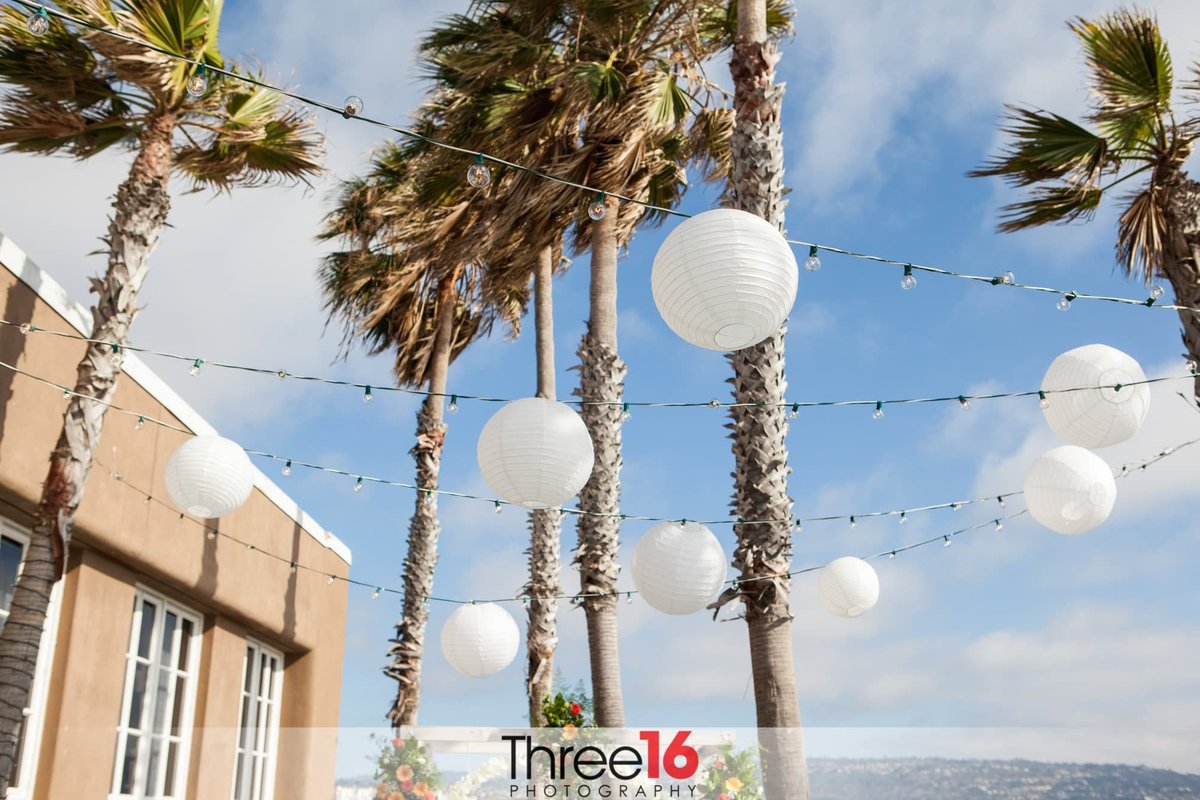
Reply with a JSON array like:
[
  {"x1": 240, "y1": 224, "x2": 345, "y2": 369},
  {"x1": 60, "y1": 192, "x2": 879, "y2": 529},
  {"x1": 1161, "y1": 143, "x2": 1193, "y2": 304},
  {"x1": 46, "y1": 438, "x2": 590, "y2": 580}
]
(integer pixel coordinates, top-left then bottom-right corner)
[
  {"x1": 570, "y1": 702, "x2": 582, "y2": 716},
  {"x1": 718, "y1": 794, "x2": 729, "y2": 800},
  {"x1": 401, "y1": 779, "x2": 414, "y2": 792},
  {"x1": 391, "y1": 737, "x2": 404, "y2": 748}
]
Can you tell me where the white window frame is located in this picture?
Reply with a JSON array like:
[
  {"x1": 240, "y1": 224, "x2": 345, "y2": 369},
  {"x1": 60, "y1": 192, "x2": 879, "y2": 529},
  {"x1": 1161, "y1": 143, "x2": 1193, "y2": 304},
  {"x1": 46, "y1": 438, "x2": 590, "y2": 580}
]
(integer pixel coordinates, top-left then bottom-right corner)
[
  {"x1": 2, "y1": 518, "x2": 61, "y2": 800},
  {"x1": 109, "y1": 587, "x2": 201, "y2": 800},
  {"x1": 231, "y1": 639, "x2": 284, "y2": 800}
]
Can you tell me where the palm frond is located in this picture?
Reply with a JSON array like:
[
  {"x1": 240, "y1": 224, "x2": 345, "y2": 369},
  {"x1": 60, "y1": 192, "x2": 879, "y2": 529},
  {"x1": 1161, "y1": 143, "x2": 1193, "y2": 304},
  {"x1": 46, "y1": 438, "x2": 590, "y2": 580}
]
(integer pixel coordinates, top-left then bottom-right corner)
[
  {"x1": 969, "y1": 106, "x2": 1114, "y2": 186},
  {"x1": 995, "y1": 184, "x2": 1103, "y2": 232},
  {"x1": 1117, "y1": 183, "x2": 1167, "y2": 280}
]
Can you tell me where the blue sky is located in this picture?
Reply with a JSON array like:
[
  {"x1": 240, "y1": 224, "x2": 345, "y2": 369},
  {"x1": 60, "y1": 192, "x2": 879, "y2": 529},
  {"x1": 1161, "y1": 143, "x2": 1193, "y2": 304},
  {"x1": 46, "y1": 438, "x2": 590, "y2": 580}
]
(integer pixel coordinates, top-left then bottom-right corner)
[{"x1": 3, "y1": 0, "x2": 1200, "y2": 781}]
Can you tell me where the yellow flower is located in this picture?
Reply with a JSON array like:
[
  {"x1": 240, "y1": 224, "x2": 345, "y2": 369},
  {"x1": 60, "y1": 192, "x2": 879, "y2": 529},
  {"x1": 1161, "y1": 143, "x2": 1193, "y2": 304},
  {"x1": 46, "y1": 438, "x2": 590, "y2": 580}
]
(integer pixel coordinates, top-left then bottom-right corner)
[
  {"x1": 725, "y1": 776, "x2": 744, "y2": 792},
  {"x1": 395, "y1": 764, "x2": 414, "y2": 782},
  {"x1": 413, "y1": 782, "x2": 429, "y2": 794}
]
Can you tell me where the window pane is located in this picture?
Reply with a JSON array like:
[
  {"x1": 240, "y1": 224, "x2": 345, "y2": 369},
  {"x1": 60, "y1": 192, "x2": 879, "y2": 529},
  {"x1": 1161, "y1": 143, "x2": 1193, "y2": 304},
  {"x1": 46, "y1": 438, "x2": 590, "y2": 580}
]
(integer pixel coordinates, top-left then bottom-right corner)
[
  {"x1": 127, "y1": 663, "x2": 149, "y2": 730},
  {"x1": 0, "y1": 536, "x2": 22, "y2": 613},
  {"x1": 177, "y1": 618, "x2": 193, "y2": 670},
  {"x1": 239, "y1": 693, "x2": 255, "y2": 751},
  {"x1": 136, "y1": 601, "x2": 156, "y2": 660},
  {"x1": 152, "y1": 666, "x2": 171, "y2": 735},
  {"x1": 145, "y1": 735, "x2": 163, "y2": 796},
  {"x1": 259, "y1": 653, "x2": 272, "y2": 701},
  {"x1": 119, "y1": 733, "x2": 140, "y2": 794},
  {"x1": 164, "y1": 741, "x2": 178, "y2": 796},
  {"x1": 233, "y1": 749, "x2": 246, "y2": 800},
  {"x1": 170, "y1": 675, "x2": 187, "y2": 737},
  {"x1": 160, "y1": 612, "x2": 177, "y2": 666},
  {"x1": 243, "y1": 647, "x2": 254, "y2": 692}
]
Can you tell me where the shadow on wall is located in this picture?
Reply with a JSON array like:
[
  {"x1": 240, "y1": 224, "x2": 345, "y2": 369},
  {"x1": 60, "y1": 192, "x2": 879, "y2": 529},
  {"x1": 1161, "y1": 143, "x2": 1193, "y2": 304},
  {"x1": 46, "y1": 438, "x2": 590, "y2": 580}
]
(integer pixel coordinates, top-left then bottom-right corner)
[
  {"x1": 283, "y1": 520, "x2": 300, "y2": 643},
  {"x1": 0, "y1": 282, "x2": 37, "y2": 434}
]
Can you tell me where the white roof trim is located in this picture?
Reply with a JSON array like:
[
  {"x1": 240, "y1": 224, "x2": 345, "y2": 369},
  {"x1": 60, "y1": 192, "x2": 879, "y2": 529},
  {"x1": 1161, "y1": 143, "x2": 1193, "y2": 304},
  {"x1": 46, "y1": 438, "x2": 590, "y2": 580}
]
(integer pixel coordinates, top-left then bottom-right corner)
[{"x1": 0, "y1": 231, "x2": 351, "y2": 566}]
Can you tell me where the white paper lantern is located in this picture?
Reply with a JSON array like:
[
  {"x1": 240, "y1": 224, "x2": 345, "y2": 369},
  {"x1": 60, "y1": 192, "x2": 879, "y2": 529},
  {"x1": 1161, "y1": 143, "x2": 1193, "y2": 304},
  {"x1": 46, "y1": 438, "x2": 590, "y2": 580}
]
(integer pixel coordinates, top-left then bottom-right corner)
[
  {"x1": 165, "y1": 435, "x2": 255, "y2": 519},
  {"x1": 817, "y1": 557, "x2": 880, "y2": 618},
  {"x1": 1024, "y1": 445, "x2": 1117, "y2": 535},
  {"x1": 440, "y1": 602, "x2": 519, "y2": 678},
  {"x1": 651, "y1": 208, "x2": 799, "y2": 351},
  {"x1": 1041, "y1": 344, "x2": 1151, "y2": 448},
  {"x1": 630, "y1": 521, "x2": 728, "y2": 615},
  {"x1": 476, "y1": 397, "x2": 594, "y2": 509}
]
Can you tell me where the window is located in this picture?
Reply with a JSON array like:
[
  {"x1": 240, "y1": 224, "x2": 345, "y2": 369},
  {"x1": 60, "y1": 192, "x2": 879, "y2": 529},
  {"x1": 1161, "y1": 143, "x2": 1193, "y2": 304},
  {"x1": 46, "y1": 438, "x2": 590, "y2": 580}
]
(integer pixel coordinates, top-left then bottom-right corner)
[
  {"x1": 232, "y1": 641, "x2": 283, "y2": 800},
  {"x1": 0, "y1": 528, "x2": 26, "y2": 631},
  {"x1": 111, "y1": 589, "x2": 200, "y2": 799}
]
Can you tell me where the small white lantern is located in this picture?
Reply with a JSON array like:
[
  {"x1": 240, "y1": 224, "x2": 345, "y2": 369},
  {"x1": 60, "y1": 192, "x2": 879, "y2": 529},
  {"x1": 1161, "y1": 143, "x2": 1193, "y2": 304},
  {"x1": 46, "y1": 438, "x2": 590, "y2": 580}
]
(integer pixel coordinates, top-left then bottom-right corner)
[
  {"x1": 817, "y1": 557, "x2": 880, "y2": 618},
  {"x1": 1024, "y1": 445, "x2": 1116, "y2": 535},
  {"x1": 476, "y1": 397, "x2": 594, "y2": 509},
  {"x1": 165, "y1": 435, "x2": 255, "y2": 518},
  {"x1": 631, "y1": 521, "x2": 728, "y2": 615},
  {"x1": 440, "y1": 602, "x2": 519, "y2": 678},
  {"x1": 651, "y1": 208, "x2": 799, "y2": 351},
  {"x1": 1041, "y1": 344, "x2": 1150, "y2": 448}
]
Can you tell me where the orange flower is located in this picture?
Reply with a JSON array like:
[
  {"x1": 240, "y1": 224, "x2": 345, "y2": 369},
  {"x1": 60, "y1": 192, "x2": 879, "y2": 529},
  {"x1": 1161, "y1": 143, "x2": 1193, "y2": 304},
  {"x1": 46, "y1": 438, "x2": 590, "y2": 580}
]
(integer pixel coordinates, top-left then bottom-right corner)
[
  {"x1": 413, "y1": 782, "x2": 429, "y2": 794},
  {"x1": 375, "y1": 784, "x2": 388, "y2": 799},
  {"x1": 395, "y1": 765, "x2": 414, "y2": 782},
  {"x1": 725, "y1": 776, "x2": 743, "y2": 792},
  {"x1": 401, "y1": 779, "x2": 414, "y2": 792},
  {"x1": 562, "y1": 723, "x2": 578, "y2": 741},
  {"x1": 424, "y1": 792, "x2": 436, "y2": 800},
  {"x1": 387, "y1": 792, "x2": 403, "y2": 800}
]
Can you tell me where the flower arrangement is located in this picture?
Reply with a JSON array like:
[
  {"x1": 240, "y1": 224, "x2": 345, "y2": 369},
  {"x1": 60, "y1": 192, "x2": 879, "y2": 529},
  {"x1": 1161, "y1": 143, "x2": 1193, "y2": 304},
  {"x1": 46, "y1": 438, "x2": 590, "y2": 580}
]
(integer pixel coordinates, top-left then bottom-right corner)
[
  {"x1": 540, "y1": 678, "x2": 594, "y2": 734},
  {"x1": 371, "y1": 735, "x2": 442, "y2": 800},
  {"x1": 694, "y1": 743, "x2": 763, "y2": 800}
]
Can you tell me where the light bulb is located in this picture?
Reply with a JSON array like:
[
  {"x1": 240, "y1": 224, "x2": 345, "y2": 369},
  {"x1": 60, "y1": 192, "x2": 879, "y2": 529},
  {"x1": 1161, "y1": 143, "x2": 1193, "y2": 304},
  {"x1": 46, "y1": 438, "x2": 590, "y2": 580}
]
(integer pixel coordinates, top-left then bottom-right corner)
[
  {"x1": 422, "y1": 491, "x2": 434, "y2": 507},
  {"x1": 343, "y1": 95, "x2": 364, "y2": 118},
  {"x1": 466, "y1": 159, "x2": 491, "y2": 188},
  {"x1": 372, "y1": 588, "x2": 382, "y2": 600},
  {"x1": 994, "y1": 519, "x2": 1004, "y2": 532},
  {"x1": 276, "y1": 369, "x2": 287, "y2": 380},
  {"x1": 27, "y1": 10, "x2": 49, "y2": 35},
  {"x1": 353, "y1": 478, "x2": 364, "y2": 493},
  {"x1": 1150, "y1": 284, "x2": 1165, "y2": 300},
  {"x1": 943, "y1": 536, "x2": 952, "y2": 547},
  {"x1": 18, "y1": 323, "x2": 31, "y2": 335},
  {"x1": 521, "y1": 596, "x2": 531, "y2": 607},
  {"x1": 620, "y1": 403, "x2": 631, "y2": 423},
  {"x1": 888, "y1": 551, "x2": 897, "y2": 559},
  {"x1": 899, "y1": 511, "x2": 908, "y2": 525},
  {"x1": 959, "y1": 396, "x2": 971, "y2": 410},
  {"x1": 189, "y1": 359, "x2": 202, "y2": 376},
  {"x1": 900, "y1": 266, "x2": 917, "y2": 290},
  {"x1": 135, "y1": 416, "x2": 145, "y2": 431},
  {"x1": 1038, "y1": 391, "x2": 1050, "y2": 410},
  {"x1": 873, "y1": 401, "x2": 884, "y2": 420},
  {"x1": 849, "y1": 516, "x2": 857, "y2": 529},
  {"x1": 625, "y1": 592, "x2": 633, "y2": 605},
  {"x1": 327, "y1": 574, "x2": 336, "y2": 584},
  {"x1": 421, "y1": 596, "x2": 430, "y2": 608},
  {"x1": 282, "y1": 460, "x2": 292, "y2": 477},
  {"x1": 708, "y1": 399, "x2": 720, "y2": 408},
  {"x1": 804, "y1": 246, "x2": 821, "y2": 272},
  {"x1": 588, "y1": 198, "x2": 607, "y2": 221},
  {"x1": 794, "y1": 520, "x2": 803, "y2": 534},
  {"x1": 997, "y1": 271, "x2": 1015, "y2": 285},
  {"x1": 362, "y1": 386, "x2": 373, "y2": 403},
  {"x1": 997, "y1": 496, "x2": 1007, "y2": 507},
  {"x1": 447, "y1": 394, "x2": 458, "y2": 414},
  {"x1": 951, "y1": 502, "x2": 961, "y2": 512},
  {"x1": 1057, "y1": 294, "x2": 1073, "y2": 311},
  {"x1": 494, "y1": 500, "x2": 503, "y2": 514},
  {"x1": 789, "y1": 403, "x2": 799, "y2": 419},
  {"x1": 289, "y1": 562, "x2": 297, "y2": 574},
  {"x1": 185, "y1": 68, "x2": 209, "y2": 98},
  {"x1": 206, "y1": 530, "x2": 216, "y2": 541}
]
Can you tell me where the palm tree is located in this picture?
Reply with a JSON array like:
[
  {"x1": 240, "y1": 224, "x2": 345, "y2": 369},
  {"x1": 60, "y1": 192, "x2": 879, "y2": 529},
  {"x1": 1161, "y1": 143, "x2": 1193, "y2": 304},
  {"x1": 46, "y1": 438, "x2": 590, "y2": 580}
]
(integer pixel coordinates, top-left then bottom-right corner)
[
  {"x1": 319, "y1": 139, "x2": 506, "y2": 727},
  {"x1": 710, "y1": 0, "x2": 808, "y2": 797},
  {"x1": 0, "y1": 0, "x2": 321, "y2": 785},
  {"x1": 972, "y1": 8, "x2": 1200, "y2": 397},
  {"x1": 422, "y1": 0, "x2": 732, "y2": 728}
]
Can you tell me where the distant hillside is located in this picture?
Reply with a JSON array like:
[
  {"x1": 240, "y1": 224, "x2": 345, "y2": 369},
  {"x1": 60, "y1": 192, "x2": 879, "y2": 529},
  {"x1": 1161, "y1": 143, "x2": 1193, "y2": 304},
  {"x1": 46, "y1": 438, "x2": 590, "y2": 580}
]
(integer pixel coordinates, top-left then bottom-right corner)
[
  {"x1": 807, "y1": 758, "x2": 1200, "y2": 800},
  {"x1": 335, "y1": 758, "x2": 1200, "y2": 799}
]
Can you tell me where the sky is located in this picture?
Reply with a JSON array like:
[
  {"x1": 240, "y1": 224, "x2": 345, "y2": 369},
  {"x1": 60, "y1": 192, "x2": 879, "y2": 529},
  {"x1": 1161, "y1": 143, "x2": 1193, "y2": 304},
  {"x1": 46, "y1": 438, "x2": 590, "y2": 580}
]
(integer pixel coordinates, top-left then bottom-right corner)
[{"x1": 2, "y1": 0, "x2": 1200, "y2": 783}]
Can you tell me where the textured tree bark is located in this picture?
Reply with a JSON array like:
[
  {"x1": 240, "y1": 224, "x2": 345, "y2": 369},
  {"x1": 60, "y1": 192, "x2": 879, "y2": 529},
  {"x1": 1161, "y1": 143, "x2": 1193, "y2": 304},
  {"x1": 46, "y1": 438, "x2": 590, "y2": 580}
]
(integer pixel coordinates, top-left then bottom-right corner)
[
  {"x1": 724, "y1": 1, "x2": 809, "y2": 797},
  {"x1": 0, "y1": 113, "x2": 177, "y2": 793},
  {"x1": 527, "y1": 244, "x2": 562, "y2": 726},
  {"x1": 574, "y1": 198, "x2": 626, "y2": 728},
  {"x1": 1162, "y1": 174, "x2": 1200, "y2": 401},
  {"x1": 386, "y1": 267, "x2": 461, "y2": 727}
]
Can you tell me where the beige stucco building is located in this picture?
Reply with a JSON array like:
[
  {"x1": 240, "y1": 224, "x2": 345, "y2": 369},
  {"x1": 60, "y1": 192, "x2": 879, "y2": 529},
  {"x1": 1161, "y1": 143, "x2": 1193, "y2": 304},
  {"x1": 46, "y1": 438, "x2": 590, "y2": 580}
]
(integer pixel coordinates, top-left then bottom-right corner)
[{"x1": 0, "y1": 232, "x2": 350, "y2": 800}]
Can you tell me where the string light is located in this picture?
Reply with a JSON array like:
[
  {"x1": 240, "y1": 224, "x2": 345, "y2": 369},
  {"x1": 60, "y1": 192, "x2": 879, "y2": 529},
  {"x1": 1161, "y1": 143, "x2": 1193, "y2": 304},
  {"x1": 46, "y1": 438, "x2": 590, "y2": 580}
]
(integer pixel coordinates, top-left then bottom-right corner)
[
  {"x1": 185, "y1": 64, "x2": 209, "y2": 98},
  {"x1": 189, "y1": 358, "x2": 203, "y2": 376},
  {"x1": 135, "y1": 416, "x2": 145, "y2": 431},
  {"x1": 1038, "y1": 390, "x2": 1050, "y2": 410},
  {"x1": 466, "y1": 154, "x2": 491, "y2": 188},
  {"x1": 1151, "y1": 285, "x2": 1165, "y2": 301},
  {"x1": 342, "y1": 95, "x2": 363, "y2": 118},
  {"x1": 789, "y1": 403, "x2": 799, "y2": 419},
  {"x1": 992, "y1": 271, "x2": 1015, "y2": 286},
  {"x1": 353, "y1": 477, "x2": 364, "y2": 493},
  {"x1": 708, "y1": 398, "x2": 720, "y2": 408},
  {"x1": 873, "y1": 400, "x2": 884, "y2": 420},
  {"x1": 994, "y1": 519, "x2": 1004, "y2": 532},
  {"x1": 899, "y1": 511, "x2": 908, "y2": 525},
  {"x1": 18, "y1": 323, "x2": 31, "y2": 335},
  {"x1": 447, "y1": 394, "x2": 458, "y2": 414},
  {"x1": 372, "y1": 587, "x2": 382, "y2": 600},
  {"x1": 958, "y1": 395, "x2": 972, "y2": 410},
  {"x1": 282, "y1": 460, "x2": 292, "y2": 477},
  {"x1": 289, "y1": 562, "x2": 297, "y2": 574},
  {"x1": 804, "y1": 245, "x2": 821, "y2": 272},
  {"x1": 26, "y1": 6, "x2": 48, "y2": 34},
  {"x1": 997, "y1": 496, "x2": 1006, "y2": 507},
  {"x1": 849, "y1": 516, "x2": 857, "y2": 529},
  {"x1": 587, "y1": 192, "x2": 607, "y2": 221},
  {"x1": 1057, "y1": 293, "x2": 1076, "y2": 311},
  {"x1": 620, "y1": 402, "x2": 631, "y2": 423},
  {"x1": 943, "y1": 535, "x2": 952, "y2": 547},
  {"x1": 901, "y1": 264, "x2": 917, "y2": 291},
  {"x1": 206, "y1": 529, "x2": 216, "y2": 541},
  {"x1": 327, "y1": 574, "x2": 336, "y2": 584},
  {"x1": 275, "y1": 369, "x2": 287, "y2": 380},
  {"x1": 494, "y1": 500, "x2": 503, "y2": 514}
]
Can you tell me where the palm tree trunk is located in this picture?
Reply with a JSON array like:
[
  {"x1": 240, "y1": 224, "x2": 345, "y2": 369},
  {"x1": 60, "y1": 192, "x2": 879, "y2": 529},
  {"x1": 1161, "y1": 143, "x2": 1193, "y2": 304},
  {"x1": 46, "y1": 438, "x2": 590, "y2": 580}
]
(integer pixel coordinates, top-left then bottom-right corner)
[
  {"x1": 574, "y1": 199, "x2": 626, "y2": 728},
  {"x1": 386, "y1": 266, "x2": 461, "y2": 727},
  {"x1": 726, "y1": 2, "x2": 808, "y2": 797},
  {"x1": 1163, "y1": 174, "x2": 1200, "y2": 401},
  {"x1": 0, "y1": 112, "x2": 176, "y2": 792},
  {"x1": 526, "y1": 245, "x2": 562, "y2": 726}
]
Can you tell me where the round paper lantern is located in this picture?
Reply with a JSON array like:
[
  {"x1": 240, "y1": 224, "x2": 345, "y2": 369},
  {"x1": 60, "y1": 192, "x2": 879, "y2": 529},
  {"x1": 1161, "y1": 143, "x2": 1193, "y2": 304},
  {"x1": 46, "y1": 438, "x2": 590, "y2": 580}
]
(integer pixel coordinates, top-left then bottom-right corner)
[
  {"x1": 1041, "y1": 344, "x2": 1150, "y2": 448},
  {"x1": 1023, "y1": 445, "x2": 1117, "y2": 535},
  {"x1": 631, "y1": 521, "x2": 728, "y2": 615},
  {"x1": 651, "y1": 208, "x2": 799, "y2": 351},
  {"x1": 476, "y1": 397, "x2": 594, "y2": 509},
  {"x1": 440, "y1": 602, "x2": 519, "y2": 678},
  {"x1": 817, "y1": 557, "x2": 880, "y2": 618},
  {"x1": 165, "y1": 435, "x2": 255, "y2": 518}
]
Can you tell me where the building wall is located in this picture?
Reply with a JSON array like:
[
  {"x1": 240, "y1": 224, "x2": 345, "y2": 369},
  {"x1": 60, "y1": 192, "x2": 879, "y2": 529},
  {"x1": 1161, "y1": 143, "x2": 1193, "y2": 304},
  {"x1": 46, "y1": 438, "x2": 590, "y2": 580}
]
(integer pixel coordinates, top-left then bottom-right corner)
[{"x1": 0, "y1": 257, "x2": 349, "y2": 798}]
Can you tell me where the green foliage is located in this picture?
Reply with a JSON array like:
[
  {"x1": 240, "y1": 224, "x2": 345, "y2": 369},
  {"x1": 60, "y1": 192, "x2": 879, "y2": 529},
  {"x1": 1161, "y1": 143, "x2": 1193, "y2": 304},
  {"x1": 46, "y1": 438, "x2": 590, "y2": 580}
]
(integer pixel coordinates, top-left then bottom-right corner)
[
  {"x1": 540, "y1": 679, "x2": 593, "y2": 728},
  {"x1": 695, "y1": 743, "x2": 764, "y2": 800},
  {"x1": 370, "y1": 735, "x2": 441, "y2": 800}
]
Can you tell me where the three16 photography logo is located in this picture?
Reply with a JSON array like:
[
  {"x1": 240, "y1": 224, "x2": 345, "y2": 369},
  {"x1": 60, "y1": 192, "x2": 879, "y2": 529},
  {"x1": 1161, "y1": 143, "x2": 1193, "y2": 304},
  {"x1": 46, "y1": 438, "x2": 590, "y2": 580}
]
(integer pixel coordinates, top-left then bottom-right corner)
[{"x1": 504, "y1": 730, "x2": 700, "y2": 797}]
